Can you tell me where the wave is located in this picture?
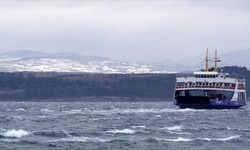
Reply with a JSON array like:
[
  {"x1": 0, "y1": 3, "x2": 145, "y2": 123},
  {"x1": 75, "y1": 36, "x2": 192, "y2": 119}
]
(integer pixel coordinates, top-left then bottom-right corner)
[
  {"x1": 0, "y1": 139, "x2": 20, "y2": 142},
  {"x1": 0, "y1": 128, "x2": 6, "y2": 131},
  {"x1": 188, "y1": 127, "x2": 250, "y2": 132},
  {"x1": 157, "y1": 135, "x2": 240, "y2": 142},
  {"x1": 198, "y1": 135, "x2": 241, "y2": 141},
  {"x1": 130, "y1": 125, "x2": 146, "y2": 129},
  {"x1": 162, "y1": 125, "x2": 190, "y2": 135},
  {"x1": 1, "y1": 129, "x2": 29, "y2": 138},
  {"x1": 89, "y1": 118, "x2": 101, "y2": 121},
  {"x1": 50, "y1": 136, "x2": 109, "y2": 143},
  {"x1": 15, "y1": 108, "x2": 26, "y2": 112},
  {"x1": 106, "y1": 129, "x2": 137, "y2": 134},
  {"x1": 112, "y1": 108, "x2": 206, "y2": 114},
  {"x1": 12, "y1": 116, "x2": 24, "y2": 121},
  {"x1": 155, "y1": 115, "x2": 162, "y2": 118},
  {"x1": 64, "y1": 109, "x2": 82, "y2": 114},
  {"x1": 162, "y1": 137, "x2": 193, "y2": 142},
  {"x1": 34, "y1": 130, "x2": 70, "y2": 137},
  {"x1": 60, "y1": 109, "x2": 82, "y2": 115},
  {"x1": 226, "y1": 127, "x2": 250, "y2": 132},
  {"x1": 104, "y1": 108, "x2": 203, "y2": 114},
  {"x1": 163, "y1": 125, "x2": 183, "y2": 131},
  {"x1": 172, "y1": 108, "x2": 206, "y2": 112},
  {"x1": 41, "y1": 108, "x2": 54, "y2": 113},
  {"x1": 47, "y1": 108, "x2": 206, "y2": 117}
]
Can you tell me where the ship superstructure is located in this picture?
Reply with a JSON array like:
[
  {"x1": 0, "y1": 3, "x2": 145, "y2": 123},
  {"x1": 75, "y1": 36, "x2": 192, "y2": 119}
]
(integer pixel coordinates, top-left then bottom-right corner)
[{"x1": 174, "y1": 49, "x2": 247, "y2": 109}]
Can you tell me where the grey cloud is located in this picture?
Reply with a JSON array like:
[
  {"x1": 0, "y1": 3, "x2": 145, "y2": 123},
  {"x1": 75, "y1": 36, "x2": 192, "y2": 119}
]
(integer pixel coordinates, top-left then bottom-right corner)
[{"x1": 0, "y1": 0, "x2": 249, "y2": 65}]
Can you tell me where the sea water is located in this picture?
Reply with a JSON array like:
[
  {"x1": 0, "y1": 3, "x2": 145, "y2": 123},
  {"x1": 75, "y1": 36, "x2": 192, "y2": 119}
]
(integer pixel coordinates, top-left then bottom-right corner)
[{"x1": 0, "y1": 102, "x2": 250, "y2": 150}]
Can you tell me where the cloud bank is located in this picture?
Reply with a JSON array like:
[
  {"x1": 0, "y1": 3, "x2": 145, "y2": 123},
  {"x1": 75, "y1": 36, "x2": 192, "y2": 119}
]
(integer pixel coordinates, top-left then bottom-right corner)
[{"x1": 0, "y1": 0, "x2": 249, "y2": 64}]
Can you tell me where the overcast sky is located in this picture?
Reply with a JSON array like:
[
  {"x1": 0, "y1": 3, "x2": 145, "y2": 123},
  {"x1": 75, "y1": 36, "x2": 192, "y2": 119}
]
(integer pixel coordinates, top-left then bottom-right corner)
[{"x1": 0, "y1": 0, "x2": 249, "y2": 65}]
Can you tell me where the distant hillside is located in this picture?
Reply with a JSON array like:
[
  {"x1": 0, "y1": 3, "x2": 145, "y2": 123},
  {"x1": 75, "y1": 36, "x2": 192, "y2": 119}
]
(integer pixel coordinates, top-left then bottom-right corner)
[
  {"x1": 153, "y1": 60, "x2": 192, "y2": 72},
  {"x1": 0, "y1": 49, "x2": 249, "y2": 73},
  {"x1": 0, "y1": 66, "x2": 249, "y2": 101},
  {"x1": 0, "y1": 72, "x2": 175, "y2": 101},
  {"x1": 220, "y1": 49, "x2": 250, "y2": 68},
  {"x1": 0, "y1": 50, "x2": 50, "y2": 60},
  {"x1": 195, "y1": 49, "x2": 250, "y2": 70},
  {"x1": 0, "y1": 50, "x2": 172, "y2": 73}
]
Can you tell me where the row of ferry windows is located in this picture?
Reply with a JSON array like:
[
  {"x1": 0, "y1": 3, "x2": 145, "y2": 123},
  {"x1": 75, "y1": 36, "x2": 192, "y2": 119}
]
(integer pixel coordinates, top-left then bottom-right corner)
[
  {"x1": 177, "y1": 82, "x2": 236, "y2": 87},
  {"x1": 195, "y1": 75, "x2": 219, "y2": 78}
]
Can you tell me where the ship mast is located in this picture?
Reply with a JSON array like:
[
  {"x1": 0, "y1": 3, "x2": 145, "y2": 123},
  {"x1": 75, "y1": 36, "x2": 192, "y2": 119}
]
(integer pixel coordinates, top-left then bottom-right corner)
[
  {"x1": 214, "y1": 49, "x2": 220, "y2": 72},
  {"x1": 205, "y1": 48, "x2": 209, "y2": 72}
]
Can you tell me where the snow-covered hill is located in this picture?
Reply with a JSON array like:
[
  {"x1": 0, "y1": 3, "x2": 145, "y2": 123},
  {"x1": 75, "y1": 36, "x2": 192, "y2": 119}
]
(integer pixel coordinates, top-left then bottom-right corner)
[
  {"x1": 0, "y1": 49, "x2": 248, "y2": 73},
  {"x1": 0, "y1": 51, "x2": 170, "y2": 73}
]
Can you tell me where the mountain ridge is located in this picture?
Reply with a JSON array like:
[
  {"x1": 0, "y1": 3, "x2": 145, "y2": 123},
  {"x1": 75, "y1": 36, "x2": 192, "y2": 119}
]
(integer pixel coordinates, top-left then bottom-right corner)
[
  {"x1": 0, "y1": 49, "x2": 249, "y2": 73},
  {"x1": 0, "y1": 50, "x2": 170, "y2": 73}
]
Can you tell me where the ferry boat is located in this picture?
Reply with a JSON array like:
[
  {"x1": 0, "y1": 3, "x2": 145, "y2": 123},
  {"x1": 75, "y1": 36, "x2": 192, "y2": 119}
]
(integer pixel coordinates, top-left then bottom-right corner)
[{"x1": 174, "y1": 49, "x2": 247, "y2": 109}]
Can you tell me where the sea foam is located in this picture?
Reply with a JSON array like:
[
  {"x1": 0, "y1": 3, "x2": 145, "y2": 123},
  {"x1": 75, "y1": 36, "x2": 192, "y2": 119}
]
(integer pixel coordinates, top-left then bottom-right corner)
[
  {"x1": 159, "y1": 135, "x2": 240, "y2": 142},
  {"x1": 55, "y1": 108, "x2": 206, "y2": 116},
  {"x1": 41, "y1": 108, "x2": 54, "y2": 113},
  {"x1": 198, "y1": 135, "x2": 240, "y2": 141},
  {"x1": 163, "y1": 125, "x2": 183, "y2": 131},
  {"x1": 2, "y1": 129, "x2": 29, "y2": 138},
  {"x1": 162, "y1": 137, "x2": 193, "y2": 142},
  {"x1": 106, "y1": 129, "x2": 137, "y2": 134},
  {"x1": 62, "y1": 109, "x2": 82, "y2": 115},
  {"x1": 130, "y1": 125, "x2": 146, "y2": 129},
  {"x1": 50, "y1": 136, "x2": 109, "y2": 143},
  {"x1": 15, "y1": 108, "x2": 26, "y2": 112}
]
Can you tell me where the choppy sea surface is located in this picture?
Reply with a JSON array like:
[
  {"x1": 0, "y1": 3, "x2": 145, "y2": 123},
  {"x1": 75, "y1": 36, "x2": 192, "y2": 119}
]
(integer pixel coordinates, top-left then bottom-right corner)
[{"x1": 0, "y1": 102, "x2": 250, "y2": 150}]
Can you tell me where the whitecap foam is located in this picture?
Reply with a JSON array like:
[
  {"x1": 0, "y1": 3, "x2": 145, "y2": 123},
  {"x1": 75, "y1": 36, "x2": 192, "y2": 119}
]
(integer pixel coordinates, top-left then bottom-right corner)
[
  {"x1": 1, "y1": 139, "x2": 20, "y2": 142},
  {"x1": 161, "y1": 135, "x2": 240, "y2": 142},
  {"x1": 88, "y1": 108, "x2": 206, "y2": 115},
  {"x1": 160, "y1": 135, "x2": 240, "y2": 142},
  {"x1": 41, "y1": 108, "x2": 54, "y2": 113},
  {"x1": 106, "y1": 129, "x2": 136, "y2": 134},
  {"x1": 2, "y1": 129, "x2": 29, "y2": 138},
  {"x1": 214, "y1": 135, "x2": 240, "y2": 141},
  {"x1": 162, "y1": 125, "x2": 190, "y2": 135},
  {"x1": 166, "y1": 131, "x2": 190, "y2": 135},
  {"x1": 0, "y1": 128, "x2": 6, "y2": 131},
  {"x1": 50, "y1": 136, "x2": 109, "y2": 143},
  {"x1": 12, "y1": 116, "x2": 24, "y2": 120},
  {"x1": 197, "y1": 135, "x2": 240, "y2": 142},
  {"x1": 55, "y1": 108, "x2": 206, "y2": 116},
  {"x1": 15, "y1": 108, "x2": 26, "y2": 112},
  {"x1": 62, "y1": 109, "x2": 82, "y2": 115},
  {"x1": 226, "y1": 127, "x2": 250, "y2": 132},
  {"x1": 155, "y1": 115, "x2": 162, "y2": 118},
  {"x1": 162, "y1": 137, "x2": 193, "y2": 142},
  {"x1": 130, "y1": 125, "x2": 146, "y2": 129},
  {"x1": 176, "y1": 108, "x2": 206, "y2": 112},
  {"x1": 89, "y1": 118, "x2": 101, "y2": 121},
  {"x1": 163, "y1": 125, "x2": 183, "y2": 131},
  {"x1": 198, "y1": 138, "x2": 212, "y2": 141}
]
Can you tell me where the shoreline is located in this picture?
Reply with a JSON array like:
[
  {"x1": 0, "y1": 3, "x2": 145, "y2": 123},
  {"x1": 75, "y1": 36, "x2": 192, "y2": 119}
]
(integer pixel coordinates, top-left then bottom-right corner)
[{"x1": 0, "y1": 96, "x2": 172, "y2": 102}]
